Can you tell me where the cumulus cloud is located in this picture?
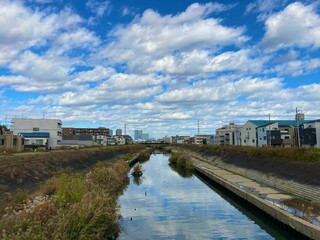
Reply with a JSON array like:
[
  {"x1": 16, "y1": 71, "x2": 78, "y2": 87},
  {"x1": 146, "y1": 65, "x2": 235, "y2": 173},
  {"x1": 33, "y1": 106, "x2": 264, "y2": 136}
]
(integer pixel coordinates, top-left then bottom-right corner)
[
  {"x1": 0, "y1": 0, "x2": 82, "y2": 65},
  {"x1": 9, "y1": 51, "x2": 73, "y2": 92},
  {"x1": 270, "y1": 58, "x2": 320, "y2": 76},
  {"x1": 156, "y1": 77, "x2": 282, "y2": 103},
  {"x1": 0, "y1": 75, "x2": 29, "y2": 86},
  {"x1": 261, "y1": 2, "x2": 320, "y2": 52},
  {"x1": 96, "y1": 2, "x2": 247, "y2": 73},
  {"x1": 73, "y1": 66, "x2": 115, "y2": 83}
]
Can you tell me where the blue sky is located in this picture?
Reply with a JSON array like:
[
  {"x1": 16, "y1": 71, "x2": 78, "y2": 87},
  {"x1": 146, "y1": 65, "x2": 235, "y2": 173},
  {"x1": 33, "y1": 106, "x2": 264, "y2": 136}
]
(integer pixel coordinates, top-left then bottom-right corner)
[{"x1": 0, "y1": 0, "x2": 319, "y2": 138}]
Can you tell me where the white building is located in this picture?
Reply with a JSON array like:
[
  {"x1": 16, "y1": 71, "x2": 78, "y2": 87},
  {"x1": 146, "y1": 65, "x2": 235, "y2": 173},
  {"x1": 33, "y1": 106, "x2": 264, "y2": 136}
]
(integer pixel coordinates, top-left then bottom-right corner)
[
  {"x1": 11, "y1": 118, "x2": 62, "y2": 148},
  {"x1": 215, "y1": 123, "x2": 242, "y2": 146},
  {"x1": 302, "y1": 120, "x2": 320, "y2": 148},
  {"x1": 257, "y1": 122, "x2": 278, "y2": 146},
  {"x1": 241, "y1": 120, "x2": 270, "y2": 147},
  {"x1": 194, "y1": 134, "x2": 214, "y2": 145}
]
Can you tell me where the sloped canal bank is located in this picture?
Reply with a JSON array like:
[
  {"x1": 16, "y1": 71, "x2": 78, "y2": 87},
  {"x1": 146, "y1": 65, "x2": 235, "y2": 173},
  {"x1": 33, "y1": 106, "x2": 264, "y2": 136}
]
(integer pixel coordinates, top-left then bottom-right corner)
[{"x1": 119, "y1": 153, "x2": 297, "y2": 239}]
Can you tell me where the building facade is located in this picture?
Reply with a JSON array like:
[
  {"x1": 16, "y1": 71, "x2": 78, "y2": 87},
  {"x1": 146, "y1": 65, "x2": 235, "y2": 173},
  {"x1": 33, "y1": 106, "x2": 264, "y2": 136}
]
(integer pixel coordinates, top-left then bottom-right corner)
[
  {"x1": 215, "y1": 123, "x2": 242, "y2": 146},
  {"x1": 11, "y1": 118, "x2": 62, "y2": 148},
  {"x1": 194, "y1": 134, "x2": 214, "y2": 144},
  {"x1": 0, "y1": 127, "x2": 24, "y2": 152},
  {"x1": 62, "y1": 127, "x2": 110, "y2": 136},
  {"x1": 116, "y1": 129, "x2": 122, "y2": 136},
  {"x1": 134, "y1": 130, "x2": 143, "y2": 140}
]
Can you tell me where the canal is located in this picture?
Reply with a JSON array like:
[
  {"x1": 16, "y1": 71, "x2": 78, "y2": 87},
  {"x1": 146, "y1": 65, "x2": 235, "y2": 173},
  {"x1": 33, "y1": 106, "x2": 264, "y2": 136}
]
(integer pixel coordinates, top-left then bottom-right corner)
[{"x1": 119, "y1": 153, "x2": 297, "y2": 239}]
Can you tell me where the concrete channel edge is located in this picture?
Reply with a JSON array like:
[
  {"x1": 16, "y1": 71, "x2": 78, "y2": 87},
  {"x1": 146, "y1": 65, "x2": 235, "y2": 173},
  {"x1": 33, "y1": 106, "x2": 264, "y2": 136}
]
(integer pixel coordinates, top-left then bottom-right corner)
[{"x1": 193, "y1": 159, "x2": 320, "y2": 240}]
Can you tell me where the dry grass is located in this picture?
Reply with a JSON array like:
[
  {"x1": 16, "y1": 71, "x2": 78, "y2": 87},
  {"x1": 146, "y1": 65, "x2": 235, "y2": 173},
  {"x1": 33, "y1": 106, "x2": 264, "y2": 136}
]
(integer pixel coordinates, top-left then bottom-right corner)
[
  {"x1": 184, "y1": 144, "x2": 320, "y2": 162},
  {"x1": 0, "y1": 159, "x2": 130, "y2": 239}
]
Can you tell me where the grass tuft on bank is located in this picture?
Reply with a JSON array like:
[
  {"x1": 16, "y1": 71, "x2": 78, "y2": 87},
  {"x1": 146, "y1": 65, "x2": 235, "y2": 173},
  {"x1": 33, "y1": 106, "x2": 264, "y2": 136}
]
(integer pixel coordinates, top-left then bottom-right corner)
[
  {"x1": 0, "y1": 160, "x2": 130, "y2": 240},
  {"x1": 169, "y1": 152, "x2": 194, "y2": 170}
]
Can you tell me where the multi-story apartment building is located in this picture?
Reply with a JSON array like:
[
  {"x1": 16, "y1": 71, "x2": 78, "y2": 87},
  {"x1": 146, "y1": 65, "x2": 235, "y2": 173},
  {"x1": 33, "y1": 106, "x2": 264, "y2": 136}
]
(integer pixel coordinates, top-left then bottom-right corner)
[
  {"x1": 194, "y1": 134, "x2": 214, "y2": 144},
  {"x1": 215, "y1": 123, "x2": 242, "y2": 146},
  {"x1": 11, "y1": 118, "x2": 62, "y2": 148},
  {"x1": 62, "y1": 127, "x2": 110, "y2": 136}
]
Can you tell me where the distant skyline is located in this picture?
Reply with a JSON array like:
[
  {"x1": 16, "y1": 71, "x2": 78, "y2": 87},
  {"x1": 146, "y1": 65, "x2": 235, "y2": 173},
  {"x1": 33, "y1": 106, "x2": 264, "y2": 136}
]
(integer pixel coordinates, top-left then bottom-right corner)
[{"x1": 0, "y1": 0, "x2": 319, "y2": 138}]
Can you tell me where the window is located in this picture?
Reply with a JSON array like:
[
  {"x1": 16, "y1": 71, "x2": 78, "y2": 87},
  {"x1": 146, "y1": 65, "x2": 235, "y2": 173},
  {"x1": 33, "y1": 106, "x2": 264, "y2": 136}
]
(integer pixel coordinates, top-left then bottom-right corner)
[
  {"x1": 36, "y1": 139, "x2": 43, "y2": 145},
  {"x1": 13, "y1": 139, "x2": 17, "y2": 145},
  {"x1": 262, "y1": 128, "x2": 265, "y2": 132},
  {"x1": 263, "y1": 136, "x2": 266, "y2": 140},
  {"x1": 0, "y1": 139, "x2": 4, "y2": 145},
  {"x1": 252, "y1": 139, "x2": 255, "y2": 143},
  {"x1": 244, "y1": 140, "x2": 246, "y2": 143},
  {"x1": 33, "y1": 127, "x2": 39, "y2": 131},
  {"x1": 285, "y1": 136, "x2": 289, "y2": 139}
]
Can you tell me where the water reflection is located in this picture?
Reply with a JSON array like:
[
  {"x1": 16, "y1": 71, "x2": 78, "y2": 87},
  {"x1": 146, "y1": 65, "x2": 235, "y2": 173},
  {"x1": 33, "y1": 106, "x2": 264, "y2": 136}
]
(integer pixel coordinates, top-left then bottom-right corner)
[
  {"x1": 119, "y1": 154, "x2": 296, "y2": 240},
  {"x1": 168, "y1": 163, "x2": 193, "y2": 178},
  {"x1": 132, "y1": 175, "x2": 144, "y2": 186}
]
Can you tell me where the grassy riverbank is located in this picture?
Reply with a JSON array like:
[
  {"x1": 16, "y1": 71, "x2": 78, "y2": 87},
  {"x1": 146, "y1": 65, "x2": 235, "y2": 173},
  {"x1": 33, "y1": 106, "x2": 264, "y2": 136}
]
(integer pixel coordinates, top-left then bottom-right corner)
[
  {"x1": 185, "y1": 145, "x2": 320, "y2": 162},
  {"x1": 0, "y1": 145, "x2": 145, "y2": 202},
  {"x1": 0, "y1": 159, "x2": 130, "y2": 239},
  {"x1": 176, "y1": 145, "x2": 320, "y2": 187}
]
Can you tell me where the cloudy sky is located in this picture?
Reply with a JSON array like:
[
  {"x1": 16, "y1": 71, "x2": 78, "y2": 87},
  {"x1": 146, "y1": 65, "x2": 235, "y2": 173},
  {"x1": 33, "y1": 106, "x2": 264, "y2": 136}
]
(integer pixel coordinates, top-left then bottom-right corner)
[{"x1": 0, "y1": 0, "x2": 319, "y2": 138}]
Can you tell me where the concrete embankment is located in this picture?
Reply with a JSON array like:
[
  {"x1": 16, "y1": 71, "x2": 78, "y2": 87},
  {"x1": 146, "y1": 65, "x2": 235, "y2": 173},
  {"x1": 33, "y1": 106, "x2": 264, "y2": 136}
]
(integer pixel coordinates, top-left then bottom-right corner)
[{"x1": 189, "y1": 156, "x2": 320, "y2": 240}]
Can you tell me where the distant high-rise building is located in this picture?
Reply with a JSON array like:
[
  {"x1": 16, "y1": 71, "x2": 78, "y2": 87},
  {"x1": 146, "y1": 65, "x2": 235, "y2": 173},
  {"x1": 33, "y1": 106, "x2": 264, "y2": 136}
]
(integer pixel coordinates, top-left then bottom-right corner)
[
  {"x1": 109, "y1": 129, "x2": 113, "y2": 136},
  {"x1": 116, "y1": 129, "x2": 122, "y2": 136},
  {"x1": 134, "y1": 130, "x2": 143, "y2": 140},
  {"x1": 142, "y1": 133, "x2": 149, "y2": 141}
]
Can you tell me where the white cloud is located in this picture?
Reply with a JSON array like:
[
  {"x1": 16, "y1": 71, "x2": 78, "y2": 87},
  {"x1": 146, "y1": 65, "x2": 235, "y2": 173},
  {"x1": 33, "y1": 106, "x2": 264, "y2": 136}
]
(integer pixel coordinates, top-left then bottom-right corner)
[
  {"x1": 0, "y1": 75, "x2": 29, "y2": 86},
  {"x1": 9, "y1": 51, "x2": 73, "y2": 92},
  {"x1": 73, "y1": 66, "x2": 115, "y2": 83},
  {"x1": 245, "y1": 0, "x2": 288, "y2": 21},
  {"x1": 53, "y1": 28, "x2": 101, "y2": 54},
  {"x1": 262, "y1": 2, "x2": 320, "y2": 52},
  {"x1": 96, "y1": 2, "x2": 247, "y2": 73},
  {"x1": 156, "y1": 77, "x2": 282, "y2": 103},
  {"x1": 270, "y1": 58, "x2": 320, "y2": 76},
  {"x1": 0, "y1": 1, "x2": 82, "y2": 65},
  {"x1": 86, "y1": 0, "x2": 111, "y2": 17}
]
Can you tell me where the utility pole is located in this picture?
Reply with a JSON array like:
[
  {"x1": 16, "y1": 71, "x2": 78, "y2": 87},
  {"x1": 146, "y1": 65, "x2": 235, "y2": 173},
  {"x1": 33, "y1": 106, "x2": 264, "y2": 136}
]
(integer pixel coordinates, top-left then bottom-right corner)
[
  {"x1": 124, "y1": 123, "x2": 127, "y2": 135},
  {"x1": 197, "y1": 120, "x2": 200, "y2": 134},
  {"x1": 268, "y1": 113, "x2": 271, "y2": 146},
  {"x1": 295, "y1": 107, "x2": 301, "y2": 147}
]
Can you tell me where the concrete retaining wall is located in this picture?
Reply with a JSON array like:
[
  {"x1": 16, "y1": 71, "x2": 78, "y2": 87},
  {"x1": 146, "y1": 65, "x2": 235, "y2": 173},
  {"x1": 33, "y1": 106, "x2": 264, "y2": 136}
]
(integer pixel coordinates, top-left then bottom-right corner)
[{"x1": 194, "y1": 164, "x2": 320, "y2": 239}]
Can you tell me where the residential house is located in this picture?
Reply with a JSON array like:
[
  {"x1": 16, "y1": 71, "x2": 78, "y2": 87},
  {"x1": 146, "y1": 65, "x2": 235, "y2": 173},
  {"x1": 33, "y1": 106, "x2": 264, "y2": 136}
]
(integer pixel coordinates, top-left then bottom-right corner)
[
  {"x1": 241, "y1": 120, "x2": 269, "y2": 147},
  {"x1": 301, "y1": 120, "x2": 320, "y2": 148},
  {"x1": 243, "y1": 120, "x2": 309, "y2": 147}
]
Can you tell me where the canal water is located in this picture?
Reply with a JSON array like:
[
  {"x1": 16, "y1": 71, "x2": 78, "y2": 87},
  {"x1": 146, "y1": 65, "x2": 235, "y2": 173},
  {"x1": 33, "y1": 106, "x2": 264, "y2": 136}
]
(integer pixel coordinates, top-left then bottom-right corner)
[{"x1": 118, "y1": 153, "x2": 297, "y2": 239}]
